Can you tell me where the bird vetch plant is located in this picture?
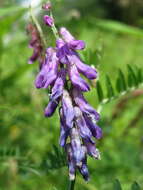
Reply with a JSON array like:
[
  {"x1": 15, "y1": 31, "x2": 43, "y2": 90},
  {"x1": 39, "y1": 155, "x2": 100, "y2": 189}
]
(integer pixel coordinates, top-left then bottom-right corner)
[{"x1": 27, "y1": 1, "x2": 102, "y2": 184}]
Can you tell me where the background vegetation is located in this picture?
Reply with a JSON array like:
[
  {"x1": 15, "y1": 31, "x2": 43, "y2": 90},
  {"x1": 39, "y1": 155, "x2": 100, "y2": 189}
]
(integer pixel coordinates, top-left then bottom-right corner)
[{"x1": 0, "y1": 0, "x2": 143, "y2": 189}]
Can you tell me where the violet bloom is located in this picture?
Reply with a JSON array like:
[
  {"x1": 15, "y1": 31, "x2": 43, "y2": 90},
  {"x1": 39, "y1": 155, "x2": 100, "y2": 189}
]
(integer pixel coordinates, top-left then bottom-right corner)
[
  {"x1": 62, "y1": 90, "x2": 74, "y2": 128},
  {"x1": 35, "y1": 48, "x2": 58, "y2": 89},
  {"x1": 43, "y1": 15, "x2": 54, "y2": 27},
  {"x1": 28, "y1": 7, "x2": 102, "y2": 181},
  {"x1": 73, "y1": 87, "x2": 100, "y2": 121},
  {"x1": 59, "y1": 109, "x2": 70, "y2": 147},
  {"x1": 84, "y1": 140, "x2": 101, "y2": 160},
  {"x1": 74, "y1": 107, "x2": 94, "y2": 143},
  {"x1": 60, "y1": 27, "x2": 85, "y2": 50},
  {"x1": 68, "y1": 62, "x2": 90, "y2": 92},
  {"x1": 50, "y1": 68, "x2": 66, "y2": 101}
]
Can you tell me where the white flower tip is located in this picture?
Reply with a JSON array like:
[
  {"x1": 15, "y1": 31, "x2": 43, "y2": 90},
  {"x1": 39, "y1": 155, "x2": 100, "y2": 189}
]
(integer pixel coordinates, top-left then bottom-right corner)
[{"x1": 69, "y1": 174, "x2": 75, "y2": 181}]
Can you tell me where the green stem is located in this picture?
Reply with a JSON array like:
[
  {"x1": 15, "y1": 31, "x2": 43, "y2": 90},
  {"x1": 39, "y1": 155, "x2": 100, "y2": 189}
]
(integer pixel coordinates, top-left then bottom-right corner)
[
  {"x1": 29, "y1": 4, "x2": 47, "y2": 47},
  {"x1": 50, "y1": 10, "x2": 60, "y2": 39},
  {"x1": 68, "y1": 179, "x2": 76, "y2": 190}
]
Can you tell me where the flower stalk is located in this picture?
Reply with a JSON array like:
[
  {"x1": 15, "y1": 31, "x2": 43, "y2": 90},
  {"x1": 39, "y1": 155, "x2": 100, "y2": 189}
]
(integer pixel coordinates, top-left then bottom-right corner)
[
  {"x1": 68, "y1": 177, "x2": 76, "y2": 190},
  {"x1": 27, "y1": 0, "x2": 102, "y2": 186},
  {"x1": 29, "y1": 4, "x2": 47, "y2": 47}
]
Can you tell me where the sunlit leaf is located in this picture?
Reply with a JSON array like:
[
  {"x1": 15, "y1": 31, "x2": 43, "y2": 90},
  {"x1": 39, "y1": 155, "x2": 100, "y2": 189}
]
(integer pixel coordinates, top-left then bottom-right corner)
[
  {"x1": 96, "y1": 80, "x2": 104, "y2": 102},
  {"x1": 116, "y1": 69, "x2": 127, "y2": 93},
  {"x1": 105, "y1": 74, "x2": 115, "y2": 99},
  {"x1": 113, "y1": 179, "x2": 122, "y2": 190},
  {"x1": 127, "y1": 65, "x2": 138, "y2": 88},
  {"x1": 95, "y1": 19, "x2": 143, "y2": 37},
  {"x1": 131, "y1": 182, "x2": 141, "y2": 190}
]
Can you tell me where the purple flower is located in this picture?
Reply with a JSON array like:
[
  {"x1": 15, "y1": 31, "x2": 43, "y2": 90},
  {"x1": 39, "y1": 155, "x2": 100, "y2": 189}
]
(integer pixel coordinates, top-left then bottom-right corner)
[
  {"x1": 59, "y1": 27, "x2": 74, "y2": 43},
  {"x1": 68, "y1": 61, "x2": 90, "y2": 92},
  {"x1": 28, "y1": 48, "x2": 40, "y2": 64},
  {"x1": 35, "y1": 48, "x2": 58, "y2": 89},
  {"x1": 56, "y1": 42, "x2": 70, "y2": 64},
  {"x1": 69, "y1": 40, "x2": 85, "y2": 50},
  {"x1": 78, "y1": 154, "x2": 89, "y2": 181},
  {"x1": 43, "y1": 15, "x2": 54, "y2": 27},
  {"x1": 62, "y1": 90, "x2": 74, "y2": 128},
  {"x1": 84, "y1": 114, "x2": 102, "y2": 139},
  {"x1": 74, "y1": 107, "x2": 94, "y2": 143},
  {"x1": 27, "y1": 23, "x2": 43, "y2": 64},
  {"x1": 73, "y1": 87, "x2": 100, "y2": 121},
  {"x1": 66, "y1": 143, "x2": 76, "y2": 180},
  {"x1": 59, "y1": 27, "x2": 85, "y2": 50},
  {"x1": 59, "y1": 109, "x2": 70, "y2": 147},
  {"x1": 69, "y1": 52, "x2": 97, "y2": 79},
  {"x1": 84, "y1": 140, "x2": 101, "y2": 160},
  {"x1": 50, "y1": 68, "x2": 66, "y2": 101},
  {"x1": 70, "y1": 128, "x2": 86, "y2": 166},
  {"x1": 44, "y1": 98, "x2": 59, "y2": 117},
  {"x1": 28, "y1": 12, "x2": 102, "y2": 181}
]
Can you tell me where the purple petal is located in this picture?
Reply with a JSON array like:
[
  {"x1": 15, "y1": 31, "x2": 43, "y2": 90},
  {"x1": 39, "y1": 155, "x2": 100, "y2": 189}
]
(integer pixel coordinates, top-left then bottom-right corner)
[
  {"x1": 59, "y1": 109, "x2": 70, "y2": 147},
  {"x1": 74, "y1": 107, "x2": 94, "y2": 143},
  {"x1": 59, "y1": 27, "x2": 74, "y2": 43},
  {"x1": 56, "y1": 38, "x2": 65, "y2": 49},
  {"x1": 73, "y1": 87, "x2": 100, "y2": 121},
  {"x1": 35, "y1": 48, "x2": 58, "y2": 88},
  {"x1": 56, "y1": 43, "x2": 70, "y2": 64},
  {"x1": 77, "y1": 146, "x2": 89, "y2": 181},
  {"x1": 68, "y1": 60, "x2": 90, "y2": 92},
  {"x1": 43, "y1": 15, "x2": 54, "y2": 27},
  {"x1": 44, "y1": 99, "x2": 59, "y2": 117},
  {"x1": 70, "y1": 52, "x2": 97, "y2": 79},
  {"x1": 78, "y1": 162, "x2": 89, "y2": 181},
  {"x1": 69, "y1": 40, "x2": 85, "y2": 50},
  {"x1": 66, "y1": 144, "x2": 76, "y2": 180},
  {"x1": 35, "y1": 50, "x2": 58, "y2": 89},
  {"x1": 84, "y1": 114, "x2": 102, "y2": 139},
  {"x1": 50, "y1": 68, "x2": 66, "y2": 101},
  {"x1": 70, "y1": 128, "x2": 85, "y2": 166},
  {"x1": 62, "y1": 90, "x2": 74, "y2": 128},
  {"x1": 84, "y1": 140, "x2": 101, "y2": 160},
  {"x1": 35, "y1": 64, "x2": 50, "y2": 88},
  {"x1": 28, "y1": 49, "x2": 39, "y2": 64}
]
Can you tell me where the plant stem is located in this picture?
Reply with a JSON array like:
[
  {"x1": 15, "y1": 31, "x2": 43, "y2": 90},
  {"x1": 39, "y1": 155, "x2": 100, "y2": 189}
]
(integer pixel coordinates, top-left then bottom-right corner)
[
  {"x1": 29, "y1": 4, "x2": 47, "y2": 47},
  {"x1": 68, "y1": 178, "x2": 76, "y2": 190},
  {"x1": 50, "y1": 10, "x2": 60, "y2": 39}
]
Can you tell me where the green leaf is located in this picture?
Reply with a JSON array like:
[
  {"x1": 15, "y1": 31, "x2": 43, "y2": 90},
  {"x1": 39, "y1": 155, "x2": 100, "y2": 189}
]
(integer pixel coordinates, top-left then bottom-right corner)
[
  {"x1": 96, "y1": 81, "x2": 104, "y2": 102},
  {"x1": 137, "y1": 68, "x2": 143, "y2": 84},
  {"x1": 105, "y1": 74, "x2": 115, "y2": 99},
  {"x1": 127, "y1": 65, "x2": 138, "y2": 88},
  {"x1": 95, "y1": 19, "x2": 143, "y2": 37},
  {"x1": 113, "y1": 179, "x2": 122, "y2": 190},
  {"x1": 0, "y1": 6, "x2": 27, "y2": 18},
  {"x1": 80, "y1": 48, "x2": 102, "y2": 67},
  {"x1": 131, "y1": 182, "x2": 141, "y2": 190},
  {"x1": 41, "y1": 145, "x2": 66, "y2": 171},
  {"x1": 116, "y1": 69, "x2": 127, "y2": 93}
]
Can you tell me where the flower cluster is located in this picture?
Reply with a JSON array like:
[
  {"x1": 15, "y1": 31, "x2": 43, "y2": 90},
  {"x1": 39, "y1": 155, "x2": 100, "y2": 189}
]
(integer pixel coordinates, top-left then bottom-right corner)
[
  {"x1": 27, "y1": 23, "x2": 44, "y2": 66},
  {"x1": 28, "y1": 4, "x2": 102, "y2": 181}
]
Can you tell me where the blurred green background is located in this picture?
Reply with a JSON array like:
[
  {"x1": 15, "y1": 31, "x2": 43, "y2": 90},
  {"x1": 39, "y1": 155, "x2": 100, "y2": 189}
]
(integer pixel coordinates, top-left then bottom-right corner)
[{"x1": 0, "y1": 0, "x2": 143, "y2": 189}]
